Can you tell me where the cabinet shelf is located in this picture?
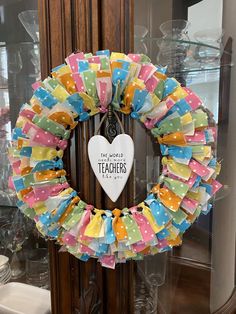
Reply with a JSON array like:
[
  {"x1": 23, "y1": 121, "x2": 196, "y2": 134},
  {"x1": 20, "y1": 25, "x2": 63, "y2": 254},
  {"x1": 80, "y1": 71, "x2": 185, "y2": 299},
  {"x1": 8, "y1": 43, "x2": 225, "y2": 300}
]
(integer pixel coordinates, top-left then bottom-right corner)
[
  {"x1": 135, "y1": 37, "x2": 228, "y2": 52},
  {"x1": 134, "y1": 37, "x2": 233, "y2": 74}
]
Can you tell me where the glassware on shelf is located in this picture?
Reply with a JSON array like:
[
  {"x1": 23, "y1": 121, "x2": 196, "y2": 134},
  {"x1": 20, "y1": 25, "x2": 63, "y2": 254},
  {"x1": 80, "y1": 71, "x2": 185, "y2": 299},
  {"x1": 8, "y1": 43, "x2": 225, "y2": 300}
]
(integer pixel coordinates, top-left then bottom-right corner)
[
  {"x1": 18, "y1": 10, "x2": 39, "y2": 42},
  {"x1": 30, "y1": 44, "x2": 41, "y2": 80},
  {"x1": 26, "y1": 248, "x2": 49, "y2": 289},
  {"x1": 18, "y1": 10, "x2": 41, "y2": 81},
  {"x1": 134, "y1": 253, "x2": 167, "y2": 314},
  {"x1": 194, "y1": 28, "x2": 224, "y2": 67},
  {"x1": 156, "y1": 19, "x2": 191, "y2": 83},
  {"x1": 7, "y1": 49, "x2": 23, "y2": 93},
  {"x1": 0, "y1": 139, "x2": 17, "y2": 206},
  {"x1": 0, "y1": 216, "x2": 11, "y2": 251},
  {"x1": 134, "y1": 25, "x2": 148, "y2": 54},
  {"x1": 159, "y1": 19, "x2": 190, "y2": 39},
  {"x1": 0, "y1": 255, "x2": 11, "y2": 285},
  {"x1": 0, "y1": 222, "x2": 26, "y2": 279},
  {"x1": 0, "y1": 107, "x2": 10, "y2": 140},
  {"x1": 0, "y1": 45, "x2": 8, "y2": 90},
  {"x1": 19, "y1": 42, "x2": 41, "y2": 81}
]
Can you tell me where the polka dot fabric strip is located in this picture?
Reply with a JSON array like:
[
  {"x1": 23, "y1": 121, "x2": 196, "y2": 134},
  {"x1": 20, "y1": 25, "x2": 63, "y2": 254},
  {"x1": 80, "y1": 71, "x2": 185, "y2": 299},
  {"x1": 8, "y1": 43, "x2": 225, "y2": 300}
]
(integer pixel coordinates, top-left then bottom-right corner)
[{"x1": 9, "y1": 50, "x2": 222, "y2": 269}]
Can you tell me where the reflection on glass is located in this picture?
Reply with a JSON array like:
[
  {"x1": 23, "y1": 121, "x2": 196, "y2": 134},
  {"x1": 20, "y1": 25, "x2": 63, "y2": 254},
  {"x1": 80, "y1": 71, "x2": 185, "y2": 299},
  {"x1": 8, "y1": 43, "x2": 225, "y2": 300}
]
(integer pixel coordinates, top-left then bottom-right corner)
[
  {"x1": 0, "y1": 255, "x2": 11, "y2": 285},
  {"x1": 26, "y1": 248, "x2": 49, "y2": 289},
  {"x1": 157, "y1": 19, "x2": 191, "y2": 83},
  {"x1": 159, "y1": 19, "x2": 190, "y2": 39},
  {"x1": 0, "y1": 1, "x2": 49, "y2": 292},
  {"x1": 0, "y1": 222, "x2": 26, "y2": 279},
  {"x1": 194, "y1": 28, "x2": 224, "y2": 67},
  {"x1": 18, "y1": 10, "x2": 39, "y2": 42},
  {"x1": 134, "y1": 1, "x2": 234, "y2": 312},
  {"x1": 134, "y1": 25, "x2": 148, "y2": 54},
  {"x1": 7, "y1": 49, "x2": 23, "y2": 92},
  {"x1": 134, "y1": 254, "x2": 167, "y2": 314}
]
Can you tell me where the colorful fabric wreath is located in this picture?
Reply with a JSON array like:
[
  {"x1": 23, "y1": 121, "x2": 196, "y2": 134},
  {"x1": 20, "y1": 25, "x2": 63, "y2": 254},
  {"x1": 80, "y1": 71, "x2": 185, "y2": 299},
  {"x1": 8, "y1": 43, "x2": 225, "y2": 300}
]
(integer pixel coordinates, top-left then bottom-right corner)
[{"x1": 8, "y1": 50, "x2": 222, "y2": 269}]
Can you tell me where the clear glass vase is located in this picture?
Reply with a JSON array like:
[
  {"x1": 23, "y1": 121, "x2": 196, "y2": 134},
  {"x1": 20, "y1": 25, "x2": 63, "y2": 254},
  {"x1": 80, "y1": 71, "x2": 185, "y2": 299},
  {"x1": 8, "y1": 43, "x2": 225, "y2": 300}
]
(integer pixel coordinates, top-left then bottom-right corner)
[
  {"x1": 157, "y1": 19, "x2": 191, "y2": 80},
  {"x1": 194, "y1": 28, "x2": 224, "y2": 67}
]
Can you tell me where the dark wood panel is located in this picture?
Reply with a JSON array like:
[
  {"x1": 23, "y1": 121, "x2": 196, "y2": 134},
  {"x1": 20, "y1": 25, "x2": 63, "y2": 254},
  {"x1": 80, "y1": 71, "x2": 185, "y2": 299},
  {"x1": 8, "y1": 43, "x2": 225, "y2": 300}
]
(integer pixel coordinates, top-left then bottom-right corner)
[
  {"x1": 219, "y1": 37, "x2": 232, "y2": 125},
  {"x1": 100, "y1": 0, "x2": 133, "y2": 53},
  {"x1": 214, "y1": 288, "x2": 236, "y2": 314}
]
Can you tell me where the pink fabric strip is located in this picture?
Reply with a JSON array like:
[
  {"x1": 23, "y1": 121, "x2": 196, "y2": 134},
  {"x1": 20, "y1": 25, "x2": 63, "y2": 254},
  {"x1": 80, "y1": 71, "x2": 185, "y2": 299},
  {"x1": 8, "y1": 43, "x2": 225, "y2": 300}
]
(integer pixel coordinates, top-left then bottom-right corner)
[
  {"x1": 8, "y1": 177, "x2": 14, "y2": 190},
  {"x1": 67, "y1": 210, "x2": 89, "y2": 239},
  {"x1": 62, "y1": 232, "x2": 77, "y2": 246},
  {"x1": 184, "y1": 87, "x2": 202, "y2": 110},
  {"x1": 67, "y1": 52, "x2": 85, "y2": 72},
  {"x1": 99, "y1": 255, "x2": 116, "y2": 269},
  {"x1": 145, "y1": 75, "x2": 159, "y2": 93},
  {"x1": 98, "y1": 81, "x2": 107, "y2": 109},
  {"x1": 127, "y1": 54, "x2": 141, "y2": 63},
  {"x1": 138, "y1": 64, "x2": 156, "y2": 82},
  {"x1": 20, "y1": 109, "x2": 35, "y2": 121},
  {"x1": 88, "y1": 56, "x2": 101, "y2": 64},
  {"x1": 165, "y1": 97, "x2": 176, "y2": 109},
  {"x1": 12, "y1": 160, "x2": 21, "y2": 175},
  {"x1": 211, "y1": 179, "x2": 222, "y2": 195},
  {"x1": 79, "y1": 243, "x2": 95, "y2": 255},
  {"x1": 77, "y1": 209, "x2": 93, "y2": 242},
  {"x1": 32, "y1": 81, "x2": 42, "y2": 91},
  {"x1": 129, "y1": 207, "x2": 156, "y2": 243},
  {"x1": 34, "y1": 182, "x2": 69, "y2": 201},
  {"x1": 72, "y1": 73, "x2": 86, "y2": 92},
  {"x1": 156, "y1": 239, "x2": 168, "y2": 249},
  {"x1": 181, "y1": 197, "x2": 199, "y2": 214},
  {"x1": 22, "y1": 122, "x2": 67, "y2": 150},
  {"x1": 186, "y1": 131, "x2": 206, "y2": 144},
  {"x1": 189, "y1": 159, "x2": 211, "y2": 177},
  {"x1": 131, "y1": 241, "x2": 146, "y2": 253},
  {"x1": 23, "y1": 182, "x2": 69, "y2": 207},
  {"x1": 167, "y1": 172, "x2": 198, "y2": 189}
]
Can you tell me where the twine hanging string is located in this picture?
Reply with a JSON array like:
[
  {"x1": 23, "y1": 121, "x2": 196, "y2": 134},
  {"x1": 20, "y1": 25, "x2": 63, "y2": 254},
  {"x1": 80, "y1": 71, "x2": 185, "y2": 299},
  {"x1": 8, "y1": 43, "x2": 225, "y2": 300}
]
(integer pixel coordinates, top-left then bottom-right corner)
[{"x1": 95, "y1": 107, "x2": 125, "y2": 135}]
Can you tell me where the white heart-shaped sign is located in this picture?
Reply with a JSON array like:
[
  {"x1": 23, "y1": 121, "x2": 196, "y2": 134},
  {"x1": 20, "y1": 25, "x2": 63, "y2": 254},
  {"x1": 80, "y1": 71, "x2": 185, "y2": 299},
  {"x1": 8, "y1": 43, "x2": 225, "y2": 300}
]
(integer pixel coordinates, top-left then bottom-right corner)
[{"x1": 88, "y1": 134, "x2": 134, "y2": 202}]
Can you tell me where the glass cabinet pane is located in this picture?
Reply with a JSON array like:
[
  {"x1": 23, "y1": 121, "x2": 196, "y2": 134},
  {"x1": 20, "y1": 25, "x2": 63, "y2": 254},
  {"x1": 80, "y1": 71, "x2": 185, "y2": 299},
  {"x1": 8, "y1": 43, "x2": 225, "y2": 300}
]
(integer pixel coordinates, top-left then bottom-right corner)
[
  {"x1": 0, "y1": 0, "x2": 50, "y2": 301},
  {"x1": 133, "y1": 1, "x2": 234, "y2": 313}
]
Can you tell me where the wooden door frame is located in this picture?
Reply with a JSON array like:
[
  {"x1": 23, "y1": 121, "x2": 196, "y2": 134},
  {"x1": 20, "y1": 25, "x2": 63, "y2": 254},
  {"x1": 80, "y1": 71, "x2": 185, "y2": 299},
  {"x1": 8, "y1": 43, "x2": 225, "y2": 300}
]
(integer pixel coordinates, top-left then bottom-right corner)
[{"x1": 38, "y1": 1, "x2": 134, "y2": 313}]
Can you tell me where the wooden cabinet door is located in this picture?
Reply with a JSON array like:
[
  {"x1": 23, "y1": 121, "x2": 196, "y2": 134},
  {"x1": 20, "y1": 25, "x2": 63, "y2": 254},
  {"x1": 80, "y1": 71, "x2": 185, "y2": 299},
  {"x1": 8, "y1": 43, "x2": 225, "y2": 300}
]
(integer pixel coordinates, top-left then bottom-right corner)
[{"x1": 38, "y1": 1, "x2": 134, "y2": 313}]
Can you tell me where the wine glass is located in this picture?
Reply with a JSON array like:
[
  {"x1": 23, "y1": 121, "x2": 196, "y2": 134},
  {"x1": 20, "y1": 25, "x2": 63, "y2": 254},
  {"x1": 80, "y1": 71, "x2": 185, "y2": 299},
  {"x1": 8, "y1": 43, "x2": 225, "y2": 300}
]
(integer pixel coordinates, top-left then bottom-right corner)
[
  {"x1": 0, "y1": 223, "x2": 26, "y2": 279},
  {"x1": 134, "y1": 253, "x2": 167, "y2": 313},
  {"x1": 157, "y1": 19, "x2": 190, "y2": 82},
  {"x1": 7, "y1": 49, "x2": 23, "y2": 92},
  {"x1": 134, "y1": 25, "x2": 148, "y2": 54}
]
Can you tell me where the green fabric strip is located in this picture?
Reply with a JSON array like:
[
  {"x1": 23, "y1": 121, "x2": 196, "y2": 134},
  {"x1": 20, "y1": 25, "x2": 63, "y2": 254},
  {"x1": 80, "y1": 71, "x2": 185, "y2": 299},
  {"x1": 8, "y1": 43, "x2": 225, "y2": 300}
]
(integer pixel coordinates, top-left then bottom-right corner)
[
  {"x1": 33, "y1": 115, "x2": 71, "y2": 139},
  {"x1": 82, "y1": 70, "x2": 99, "y2": 103},
  {"x1": 122, "y1": 214, "x2": 142, "y2": 245},
  {"x1": 191, "y1": 110, "x2": 208, "y2": 128},
  {"x1": 151, "y1": 117, "x2": 182, "y2": 136},
  {"x1": 63, "y1": 200, "x2": 87, "y2": 230},
  {"x1": 163, "y1": 177, "x2": 189, "y2": 198}
]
